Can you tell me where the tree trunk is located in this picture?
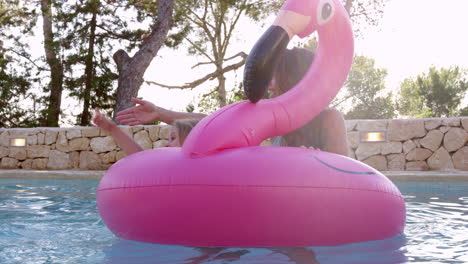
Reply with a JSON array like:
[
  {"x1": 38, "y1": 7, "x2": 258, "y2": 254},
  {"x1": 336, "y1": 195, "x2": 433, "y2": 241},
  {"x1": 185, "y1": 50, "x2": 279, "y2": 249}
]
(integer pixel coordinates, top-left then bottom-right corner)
[
  {"x1": 41, "y1": 0, "x2": 64, "y2": 127},
  {"x1": 216, "y1": 63, "x2": 227, "y2": 107},
  {"x1": 80, "y1": 7, "x2": 97, "y2": 126},
  {"x1": 344, "y1": 0, "x2": 353, "y2": 14},
  {"x1": 113, "y1": 0, "x2": 174, "y2": 118}
]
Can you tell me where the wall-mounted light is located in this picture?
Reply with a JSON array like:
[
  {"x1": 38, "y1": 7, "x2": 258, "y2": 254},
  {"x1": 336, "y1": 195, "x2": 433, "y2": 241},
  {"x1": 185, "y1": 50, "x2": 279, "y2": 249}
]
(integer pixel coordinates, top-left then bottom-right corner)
[
  {"x1": 9, "y1": 137, "x2": 27, "y2": 147},
  {"x1": 359, "y1": 131, "x2": 387, "y2": 143}
]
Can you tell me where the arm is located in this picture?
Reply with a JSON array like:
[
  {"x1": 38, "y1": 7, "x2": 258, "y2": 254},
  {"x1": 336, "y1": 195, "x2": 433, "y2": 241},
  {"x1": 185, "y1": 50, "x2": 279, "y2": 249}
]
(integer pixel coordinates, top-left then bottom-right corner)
[
  {"x1": 116, "y1": 98, "x2": 206, "y2": 125},
  {"x1": 92, "y1": 109, "x2": 143, "y2": 155}
]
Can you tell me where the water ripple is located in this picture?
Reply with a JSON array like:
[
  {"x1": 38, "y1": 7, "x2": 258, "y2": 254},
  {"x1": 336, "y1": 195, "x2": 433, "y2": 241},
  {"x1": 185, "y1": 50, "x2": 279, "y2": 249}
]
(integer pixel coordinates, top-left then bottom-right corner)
[{"x1": 0, "y1": 180, "x2": 467, "y2": 264}]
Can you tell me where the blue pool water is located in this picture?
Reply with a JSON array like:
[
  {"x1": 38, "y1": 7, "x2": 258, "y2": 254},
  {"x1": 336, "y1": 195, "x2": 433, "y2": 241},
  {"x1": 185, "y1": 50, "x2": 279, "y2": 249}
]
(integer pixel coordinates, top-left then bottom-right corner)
[{"x1": 0, "y1": 179, "x2": 467, "y2": 264}]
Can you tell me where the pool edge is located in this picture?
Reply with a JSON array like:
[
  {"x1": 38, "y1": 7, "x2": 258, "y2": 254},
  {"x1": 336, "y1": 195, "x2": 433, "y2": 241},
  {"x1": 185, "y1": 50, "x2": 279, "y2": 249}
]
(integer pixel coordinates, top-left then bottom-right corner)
[{"x1": 1, "y1": 169, "x2": 468, "y2": 181}]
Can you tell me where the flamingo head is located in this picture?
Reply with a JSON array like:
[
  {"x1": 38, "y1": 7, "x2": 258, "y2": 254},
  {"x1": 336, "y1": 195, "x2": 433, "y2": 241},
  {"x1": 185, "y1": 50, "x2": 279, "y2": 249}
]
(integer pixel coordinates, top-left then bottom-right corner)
[
  {"x1": 279, "y1": 0, "x2": 348, "y2": 38},
  {"x1": 243, "y1": 0, "x2": 352, "y2": 103}
]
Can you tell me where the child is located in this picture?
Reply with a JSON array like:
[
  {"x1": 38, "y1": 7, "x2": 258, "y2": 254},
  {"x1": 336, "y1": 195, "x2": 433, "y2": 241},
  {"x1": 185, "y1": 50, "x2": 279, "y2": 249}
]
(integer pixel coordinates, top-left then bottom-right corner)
[{"x1": 91, "y1": 109, "x2": 201, "y2": 154}]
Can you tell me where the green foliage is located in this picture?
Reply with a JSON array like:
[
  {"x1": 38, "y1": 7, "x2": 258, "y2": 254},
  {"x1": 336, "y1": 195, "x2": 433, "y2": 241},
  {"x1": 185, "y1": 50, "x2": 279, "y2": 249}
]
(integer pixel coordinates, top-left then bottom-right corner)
[
  {"x1": 197, "y1": 82, "x2": 247, "y2": 113},
  {"x1": 396, "y1": 66, "x2": 468, "y2": 118},
  {"x1": 0, "y1": 0, "x2": 40, "y2": 127},
  {"x1": 458, "y1": 106, "x2": 468, "y2": 116},
  {"x1": 56, "y1": 0, "x2": 160, "y2": 125},
  {"x1": 0, "y1": 49, "x2": 38, "y2": 127},
  {"x1": 334, "y1": 55, "x2": 395, "y2": 119}
]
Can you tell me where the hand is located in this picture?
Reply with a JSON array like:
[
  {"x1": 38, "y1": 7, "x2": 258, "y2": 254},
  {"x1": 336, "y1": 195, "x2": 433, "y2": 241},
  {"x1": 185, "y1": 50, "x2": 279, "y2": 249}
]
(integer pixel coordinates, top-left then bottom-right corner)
[
  {"x1": 115, "y1": 98, "x2": 159, "y2": 126},
  {"x1": 92, "y1": 109, "x2": 117, "y2": 132}
]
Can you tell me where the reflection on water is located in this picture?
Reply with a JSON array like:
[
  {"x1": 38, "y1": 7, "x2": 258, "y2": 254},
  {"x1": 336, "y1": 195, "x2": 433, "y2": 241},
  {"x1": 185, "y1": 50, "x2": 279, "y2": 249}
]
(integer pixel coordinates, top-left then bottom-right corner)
[
  {"x1": 103, "y1": 235, "x2": 406, "y2": 264},
  {"x1": 0, "y1": 179, "x2": 467, "y2": 264}
]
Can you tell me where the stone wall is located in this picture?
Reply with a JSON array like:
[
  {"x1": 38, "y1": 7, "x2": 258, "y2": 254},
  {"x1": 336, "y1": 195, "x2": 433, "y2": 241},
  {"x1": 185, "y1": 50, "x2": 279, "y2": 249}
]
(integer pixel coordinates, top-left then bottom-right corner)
[
  {"x1": 346, "y1": 117, "x2": 468, "y2": 171},
  {"x1": 0, "y1": 117, "x2": 467, "y2": 171},
  {"x1": 0, "y1": 126, "x2": 171, "y2": 170}
]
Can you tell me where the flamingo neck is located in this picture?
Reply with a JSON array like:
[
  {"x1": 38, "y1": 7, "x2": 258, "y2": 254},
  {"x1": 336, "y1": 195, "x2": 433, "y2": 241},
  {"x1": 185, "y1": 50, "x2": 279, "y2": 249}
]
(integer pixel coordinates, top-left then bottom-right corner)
[{"x1": 265, "y1": 15, "x2": 354, "y2": 136}]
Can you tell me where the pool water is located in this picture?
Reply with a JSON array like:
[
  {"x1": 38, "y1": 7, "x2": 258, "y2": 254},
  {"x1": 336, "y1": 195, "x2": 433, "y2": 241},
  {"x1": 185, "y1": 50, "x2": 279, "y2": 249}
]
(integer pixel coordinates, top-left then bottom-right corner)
[{"x1": 0, "y1": 179, "x2": 467, "y2": 264}]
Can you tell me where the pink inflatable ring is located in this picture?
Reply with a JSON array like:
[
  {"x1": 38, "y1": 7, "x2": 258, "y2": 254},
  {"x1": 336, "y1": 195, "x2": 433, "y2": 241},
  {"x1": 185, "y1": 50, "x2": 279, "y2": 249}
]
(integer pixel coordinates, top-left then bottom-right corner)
[{"x1": 97, "y1": 0, "x2": 406, "y2": 247}]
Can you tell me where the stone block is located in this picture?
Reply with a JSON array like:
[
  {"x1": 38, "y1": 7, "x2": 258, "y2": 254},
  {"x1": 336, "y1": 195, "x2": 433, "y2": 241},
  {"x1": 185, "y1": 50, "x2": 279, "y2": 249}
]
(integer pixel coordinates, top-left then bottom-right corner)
[
  {"x1": 21, "y1": 159, "x2": 33, "y2": 169},
  {"x1": 47, "y1": 150, "x2": 71, "y2": 169},
  {"x1": 90, "y1": 137, "x2": 117, "y2": 153},
  {"x1": 132, "y1": 126, "x2": 144, "y2": 133},
  {"x1": 9, "y1": 148, "x2": 27, "y2": 160},
  {"x1": 27, "y1": 145, "x2": 51, "y2": 158},
  {"x1": 134, "y1": 130, "x2": 152, "y2": 150},
  {"x1": 32, "y1": 158, "x2": 48, "y2": 170},
  {"x1": 153, "y1": 140, "x2": 169, "y2": 149},
  {"x1": 381, "y1": 141, "x2": 402, "y2": 155},
  {"x1": 443, "y1": 127, "x2": 467, "y2": 152},
  {"x1": 362, "y1": 155, "x2": 387, "y2": 171},
  {"x1": 427, "y1": 147, "x2": 454, "y2": 170},
  {"x1": 69, "y1": 138, "x2": 90, "y2": 151},
  {"x1": 147, "y1": 126, "x2": 161, "y2": 141},
  {"x1": 100, "y1": 151, "x2": 116, "y2": 164},
  {"x1": 0, "y1": 146, "x2": 9, "y2": 158},
  {"x1": 388, "y1": 119, "x2": 426, "y2": 141},
  {"x1": 462, "y1": 117, "x2": 468, "y2": 131},
  {"x1": 0, "y1": 131, "x2": 9, "y2": 147},
  {"x1": 440, "y1": 126, "x2": 450, "y2": 134},
  {"x1": 355, "y1": 143, "x2": 382, "y2": 161},
  {"x1": 116, "y1": 151, "x2": 127, "y2": 161},
  {"x1": 45, "y1": 130, "x2": 58, "y2": 145},
  {"x1": 424, "y1": 119, "x2": 442, "y2": 130},
  {"x1": 81, "y1": 127, "x2": 100, "y2": 138},
  {"x1": 406, "y1": 148, "x2": 433, "y2": 161},
  {"x1": 441, "y1": 117, "x2": 460, "y2": 127},
  {"x1": 356, "y1": 120, "x2": 387, "y2": 131},
  {"x1": 70, "y1": 152, "x2": 80, "y2": 169},
  {"x1": 420, "y1": 130, "x2": 444, "y2": 152},
  {"x1": 388, "y1": 154, "x2": 405, "y2": 171},
  {"x1": 403, "y1": 140, "x2": 416, "y2": 154},
  {"x1": 66, "y1": 129, "x2": 81, "y2": 140},
  {"x1": 159, "y1": 126, "x2": 171, "y2": 140},
  {"x1": 27, "y1": 134, "x2": 38, "y2": 145},
  {"x1": 1, "y1": 157, "x2": 18, "y2": 169},
  {"x1": 406, "y1": 161, "x2": 429, "y2": 171},
  {"x1": 56, "y1": 131, "x2": 69, "y2": 152},
  {"x1": 452, "y1": 147, "x2": 468, "y2": 170},
  {"x1": 37, "y1": 133, "x2": 45, "y2": 145},
  {"x1": 80, "y1": 151, "x2": 103, "y2": 170}
]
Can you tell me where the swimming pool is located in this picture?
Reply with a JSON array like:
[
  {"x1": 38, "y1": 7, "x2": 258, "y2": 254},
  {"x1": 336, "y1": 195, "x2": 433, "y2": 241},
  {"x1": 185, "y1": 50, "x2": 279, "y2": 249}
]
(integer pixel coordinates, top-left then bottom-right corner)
[{"x1": 0, "y1": 179, "x2": 466, "y2": 264}]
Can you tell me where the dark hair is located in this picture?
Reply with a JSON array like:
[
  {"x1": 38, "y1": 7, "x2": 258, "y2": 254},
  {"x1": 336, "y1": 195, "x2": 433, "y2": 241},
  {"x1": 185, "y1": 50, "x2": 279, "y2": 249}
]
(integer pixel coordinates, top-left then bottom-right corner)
[
  {"x1": 274, "y1": 47, "x2": 315, "y2": 95},
  {"x1": 173, "y1": 119, "x2": 201, "y2": 146},
  {"x1": 273, "y1": 47, "x2": 325, "y2": 148}
]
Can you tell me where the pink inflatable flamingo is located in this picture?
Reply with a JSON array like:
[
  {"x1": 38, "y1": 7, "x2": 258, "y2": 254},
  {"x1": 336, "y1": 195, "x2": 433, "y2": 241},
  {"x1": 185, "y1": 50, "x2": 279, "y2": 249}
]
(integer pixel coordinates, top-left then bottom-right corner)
[{"x1": 97, "y1": 0, "x2": 406, "y2": 247}]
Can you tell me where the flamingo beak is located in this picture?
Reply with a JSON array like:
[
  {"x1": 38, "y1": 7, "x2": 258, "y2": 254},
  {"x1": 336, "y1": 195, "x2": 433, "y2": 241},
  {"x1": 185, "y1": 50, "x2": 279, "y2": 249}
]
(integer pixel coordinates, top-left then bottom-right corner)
[
  {"x1": 243, "y1": 25, "x2": 289, "y2": 103},
  {"x1": 243, "y1": 4, "x2": 315, "y2": 103}
]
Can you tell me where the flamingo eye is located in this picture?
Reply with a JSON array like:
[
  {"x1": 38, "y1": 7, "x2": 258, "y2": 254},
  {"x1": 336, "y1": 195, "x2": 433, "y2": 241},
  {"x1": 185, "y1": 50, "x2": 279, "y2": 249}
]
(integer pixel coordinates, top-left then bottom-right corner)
[{"x1": 317, "y1": 0, "x2": 335, "y2": 25}]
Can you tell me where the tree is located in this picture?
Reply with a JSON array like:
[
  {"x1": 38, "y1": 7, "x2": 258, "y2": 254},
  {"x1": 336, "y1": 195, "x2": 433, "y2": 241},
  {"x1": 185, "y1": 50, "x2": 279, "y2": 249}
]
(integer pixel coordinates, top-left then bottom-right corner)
[
  {"x1": 57, "y1": 0, "x2": 146, "y2": 125},
  {"x1": 343, "y1": 0, "x2": 387, "y2": 37},
  {"x1": 0, "y1": 43, "x2": 38, "y2": 127},
  {"x1": 40, "y1": 0, "x2": 65, "y2": 127},
  {"x1": 397, "y1": 66, "x2": 468, "y2": 118},
  {"x1": 113, "y1": 0, "x2": 175, "y2": 117},
  {"x1": 148, "y1": 0, "x2": 387, "y2": 111},
  {"x1": 333, "y1": 55, "x2": 395, "y2": 119},
  {"x1": 0, "y1": 0, "x2": 39, "y2": 127},
  {"x1": 146, "y1": 0, "x2": 281, "y2": 109}
]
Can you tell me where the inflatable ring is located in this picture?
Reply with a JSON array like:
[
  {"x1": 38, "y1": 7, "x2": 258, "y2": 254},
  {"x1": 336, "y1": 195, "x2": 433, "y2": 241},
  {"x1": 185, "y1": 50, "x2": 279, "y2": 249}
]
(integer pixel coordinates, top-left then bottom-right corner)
[{"x1": 97, "y1": 0, "x2": 405, "y2": 247}]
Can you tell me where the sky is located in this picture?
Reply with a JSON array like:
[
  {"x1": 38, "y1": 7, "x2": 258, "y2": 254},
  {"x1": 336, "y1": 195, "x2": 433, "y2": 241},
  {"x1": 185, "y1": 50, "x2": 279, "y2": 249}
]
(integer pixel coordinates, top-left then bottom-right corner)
[{"x1": 138, "y1": 0, "x2": 468, "y2": 113}]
